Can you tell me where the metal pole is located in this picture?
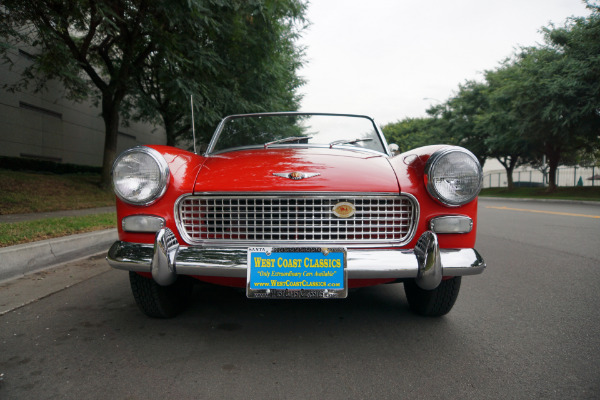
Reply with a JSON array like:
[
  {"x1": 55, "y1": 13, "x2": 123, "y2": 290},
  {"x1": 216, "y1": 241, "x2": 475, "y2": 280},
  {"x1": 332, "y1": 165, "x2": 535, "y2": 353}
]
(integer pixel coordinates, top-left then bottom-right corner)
[
  {"x1": 574, "y1": 166, "x2": 577, "y2": 186},
  {"x1": 190, "y1": 95, "x2": 197, "y2": 154}
]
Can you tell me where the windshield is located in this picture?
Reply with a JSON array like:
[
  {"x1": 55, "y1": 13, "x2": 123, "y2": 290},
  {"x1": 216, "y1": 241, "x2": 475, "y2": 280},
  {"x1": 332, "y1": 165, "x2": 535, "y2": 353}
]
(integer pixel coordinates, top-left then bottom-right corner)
[{"x1": 208, "y1": 113, "x2": 387, "y2": 155}]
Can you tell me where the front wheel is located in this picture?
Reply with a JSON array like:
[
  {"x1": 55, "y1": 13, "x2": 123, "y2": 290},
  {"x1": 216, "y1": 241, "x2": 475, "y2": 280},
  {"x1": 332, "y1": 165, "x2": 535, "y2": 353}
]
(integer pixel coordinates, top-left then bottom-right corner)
[
  {"x1": 129, "y1": 272, "x2": 194, "y2": 318},
  {"x1": 403, "y1": 276, "x2": 461, "y2": 317}
]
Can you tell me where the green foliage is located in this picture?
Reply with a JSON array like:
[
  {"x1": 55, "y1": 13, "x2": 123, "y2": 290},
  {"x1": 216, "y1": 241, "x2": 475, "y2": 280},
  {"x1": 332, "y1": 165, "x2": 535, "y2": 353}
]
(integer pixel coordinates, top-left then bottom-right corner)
[
  {"x1": 478, "y1": 62, "x2": 532, "y2": 188},
  {"x1": 427, "y1": 81, "x2": 490, "y2": 166},
  {"x1": 0, "y1": 213, "x2": 116, "y2": 247},
  {"x1": 484, "y1": 4, "x2": 600, "y2": 190},
  {"x1": 187, "y1": 0, "x2": 307, "y2": 149},
  {"x1": 384, "y1": 4, "x2": 600, "y2": 190},
  {"x1": 115, "y1": 0, "x2": 308, "y2": 150},
  {"x1": 1, "y1": 0, "x2": 181, "y2": 187},
  {"x1": 0, "y1": 169, "x2": 114, "y2": 214},
  {"x1": 382, "y1": 117, "x2": 446, "y2": 154},
  {"x1": 491, "y1": 31, "x2": 599, "y2": 190},
  {"x1": 1, "y1": 0, "x2": 308, "y2": 184},
  {"x1": 383, "y1": 81, "x2": 491, "y2": 167}
]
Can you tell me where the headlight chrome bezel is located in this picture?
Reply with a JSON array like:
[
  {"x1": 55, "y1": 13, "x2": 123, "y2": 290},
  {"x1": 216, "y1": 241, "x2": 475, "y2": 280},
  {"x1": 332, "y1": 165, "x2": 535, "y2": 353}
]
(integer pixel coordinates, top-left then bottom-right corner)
[
  {"x1": 424, "y1": 147, "x2": 483, "y2": 207},
  {"x1": 112, "y1": 146, "x2": 170, "y2": 206}
]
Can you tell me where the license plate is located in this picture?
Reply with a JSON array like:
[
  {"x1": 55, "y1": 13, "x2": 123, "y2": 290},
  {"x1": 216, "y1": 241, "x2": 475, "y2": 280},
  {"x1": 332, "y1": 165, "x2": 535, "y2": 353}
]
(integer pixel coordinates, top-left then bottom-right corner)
[{"x1": 247, "y1": 247, "x2": 347, "y2": 299}]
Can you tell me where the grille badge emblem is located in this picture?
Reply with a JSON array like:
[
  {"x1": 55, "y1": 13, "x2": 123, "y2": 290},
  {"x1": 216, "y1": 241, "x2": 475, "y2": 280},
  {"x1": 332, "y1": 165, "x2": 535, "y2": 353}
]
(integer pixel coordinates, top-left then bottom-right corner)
[
  {"x1": 273, "y1": 172, "x2": 320, "y2": 180},
  {"x1": 332, "y1": 202, "x2": 356, "y2": 218}
]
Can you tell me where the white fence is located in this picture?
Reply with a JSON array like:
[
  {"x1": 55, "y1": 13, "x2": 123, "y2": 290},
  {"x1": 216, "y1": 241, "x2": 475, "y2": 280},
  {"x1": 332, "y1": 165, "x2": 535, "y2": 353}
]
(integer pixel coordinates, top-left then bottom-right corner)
[{"x1": 483, "y1": 166, "x2": 600, "y2": 188}]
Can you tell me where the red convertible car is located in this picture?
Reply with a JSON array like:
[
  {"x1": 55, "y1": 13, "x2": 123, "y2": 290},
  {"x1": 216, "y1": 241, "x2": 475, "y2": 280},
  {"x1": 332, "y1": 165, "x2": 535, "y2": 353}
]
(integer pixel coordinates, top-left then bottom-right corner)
[{"x1": 107, "y1": 112, "x2": 485, "y2": 318}]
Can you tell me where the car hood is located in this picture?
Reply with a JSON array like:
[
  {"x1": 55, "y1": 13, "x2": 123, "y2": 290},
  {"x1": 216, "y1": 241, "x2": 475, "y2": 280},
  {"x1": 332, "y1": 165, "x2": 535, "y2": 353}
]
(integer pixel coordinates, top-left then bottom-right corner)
[{"x1": 193, "y1": 148, "x2": 400, "y2": 193}]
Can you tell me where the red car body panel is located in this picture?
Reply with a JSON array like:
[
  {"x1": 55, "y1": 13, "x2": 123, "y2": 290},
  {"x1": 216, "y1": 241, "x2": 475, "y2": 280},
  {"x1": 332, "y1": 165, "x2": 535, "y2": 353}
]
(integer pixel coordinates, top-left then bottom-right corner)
[
  {"x1": 387, "y1": 145, "x2": 478, "y2": 250},
  {"x1": 193, "y1": 148, "x2": 400, "y2": 193},
  {"x1": 116, "y1": 145, "x2": 206, "y2": 246},
  {"x1": 115, "y1": 143, "x2": 478, "y2": 289}
]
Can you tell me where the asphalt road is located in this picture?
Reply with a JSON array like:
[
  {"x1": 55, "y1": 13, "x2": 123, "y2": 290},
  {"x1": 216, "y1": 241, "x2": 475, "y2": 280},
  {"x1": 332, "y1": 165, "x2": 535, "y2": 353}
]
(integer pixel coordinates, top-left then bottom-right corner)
[{"x1": 1, "y1": 198, "x2": 599, "y2": 399}]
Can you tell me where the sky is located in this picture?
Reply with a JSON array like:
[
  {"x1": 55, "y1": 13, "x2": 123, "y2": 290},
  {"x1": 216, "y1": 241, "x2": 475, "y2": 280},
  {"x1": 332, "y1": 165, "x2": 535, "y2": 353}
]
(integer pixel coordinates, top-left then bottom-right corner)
[{"x1": 297, "y1": 0, "x2": 592, "y2": 126}]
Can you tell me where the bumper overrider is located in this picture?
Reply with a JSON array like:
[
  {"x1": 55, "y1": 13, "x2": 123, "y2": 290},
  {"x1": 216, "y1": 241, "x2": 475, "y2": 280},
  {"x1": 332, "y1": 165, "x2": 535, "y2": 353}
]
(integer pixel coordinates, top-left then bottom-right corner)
[{"x1": 106, "y1": 228, "x2": 485, "y2": 290}]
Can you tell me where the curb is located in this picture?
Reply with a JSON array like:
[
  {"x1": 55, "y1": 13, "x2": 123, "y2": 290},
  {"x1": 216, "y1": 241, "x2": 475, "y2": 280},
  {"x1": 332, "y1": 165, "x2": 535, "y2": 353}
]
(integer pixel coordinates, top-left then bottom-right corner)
[{"x1": 0, "y1": 229, "x2": 117, "y2": 283}]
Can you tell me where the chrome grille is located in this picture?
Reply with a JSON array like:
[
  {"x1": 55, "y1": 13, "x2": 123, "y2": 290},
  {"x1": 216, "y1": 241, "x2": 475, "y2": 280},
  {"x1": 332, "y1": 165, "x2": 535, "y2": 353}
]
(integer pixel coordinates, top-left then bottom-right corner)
[{"x1": 177, "y1": 194, "x2": 417, "y2": 245}]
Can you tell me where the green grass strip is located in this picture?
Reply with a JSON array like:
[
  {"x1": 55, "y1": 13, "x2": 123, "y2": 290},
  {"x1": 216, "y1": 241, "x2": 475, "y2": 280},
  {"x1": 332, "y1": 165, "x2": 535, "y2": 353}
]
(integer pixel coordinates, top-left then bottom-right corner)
[
  {"x1": 0, "y1": 169, "x2": 114, "y2": 215},
  {"x1": 0, "y1": 213, "x2": 116, "y2": 248},
  {"x1": 480, "y1": 187, "x2": 600, "y2": 202}
]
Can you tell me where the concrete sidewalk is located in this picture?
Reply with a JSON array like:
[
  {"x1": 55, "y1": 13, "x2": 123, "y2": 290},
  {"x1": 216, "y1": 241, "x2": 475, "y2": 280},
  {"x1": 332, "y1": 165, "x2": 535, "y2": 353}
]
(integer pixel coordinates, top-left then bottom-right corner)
[{"x1": 0, "y1": 207, "x2": 117, "y2": 283}]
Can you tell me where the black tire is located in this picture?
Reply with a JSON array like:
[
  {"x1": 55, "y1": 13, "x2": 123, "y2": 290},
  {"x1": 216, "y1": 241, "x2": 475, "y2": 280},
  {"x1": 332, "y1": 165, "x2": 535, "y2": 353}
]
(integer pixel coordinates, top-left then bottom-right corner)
[
  {"x1": 403, "y1": 276, "x2": 461, "y2": 317},
  {"x1": 129, "y1": 272, "x2": 194, "y2": 318}
]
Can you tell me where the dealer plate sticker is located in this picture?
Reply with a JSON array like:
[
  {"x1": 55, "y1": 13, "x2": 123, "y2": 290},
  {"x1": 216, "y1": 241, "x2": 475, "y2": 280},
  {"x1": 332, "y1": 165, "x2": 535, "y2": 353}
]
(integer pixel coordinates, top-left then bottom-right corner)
[{"x1": 247, "y1": 247, "x2": 347, "y2": 299}]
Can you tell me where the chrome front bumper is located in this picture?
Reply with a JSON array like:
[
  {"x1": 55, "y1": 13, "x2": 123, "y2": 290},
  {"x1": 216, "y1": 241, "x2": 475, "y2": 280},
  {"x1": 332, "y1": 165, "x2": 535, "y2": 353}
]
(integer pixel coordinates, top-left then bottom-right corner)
[{"x1": 106, "y1": 228, "x2": 486, "y2": 290}]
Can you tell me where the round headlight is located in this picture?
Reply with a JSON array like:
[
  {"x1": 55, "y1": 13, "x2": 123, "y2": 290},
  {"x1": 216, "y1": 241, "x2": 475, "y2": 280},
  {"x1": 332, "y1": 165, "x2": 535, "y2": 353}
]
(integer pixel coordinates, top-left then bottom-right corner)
[
  {"x1": 112, "y1": 146, "x2": 169, "y2": 205},
  {"x1": 425, "y1": 147, "x2": 482, "y2": 206}
]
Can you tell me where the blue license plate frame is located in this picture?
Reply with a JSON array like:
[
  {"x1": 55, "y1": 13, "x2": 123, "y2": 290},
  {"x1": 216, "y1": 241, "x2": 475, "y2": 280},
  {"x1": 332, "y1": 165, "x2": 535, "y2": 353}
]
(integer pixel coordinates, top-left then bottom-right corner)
[{"x1": 246, "y1": 247, "x2": 347, "y2": 299}]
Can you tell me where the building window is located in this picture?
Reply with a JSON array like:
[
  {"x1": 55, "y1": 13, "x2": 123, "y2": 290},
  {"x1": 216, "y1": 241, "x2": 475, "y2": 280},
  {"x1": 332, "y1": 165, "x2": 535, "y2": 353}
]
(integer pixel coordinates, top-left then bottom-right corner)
[
  {"x1": 18, "y1": 49, "x2": 37, "y2": 61},
  {"x1": 19, "y1": 101, "x2": 62, "y2": 119}
]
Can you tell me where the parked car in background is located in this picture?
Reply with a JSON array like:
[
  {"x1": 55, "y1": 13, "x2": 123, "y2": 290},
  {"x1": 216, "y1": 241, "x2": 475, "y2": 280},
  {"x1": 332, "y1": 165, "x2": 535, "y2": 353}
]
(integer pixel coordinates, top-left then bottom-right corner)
[{"x1": 107, "y1": 112, "x2": 485, "y2": 318}]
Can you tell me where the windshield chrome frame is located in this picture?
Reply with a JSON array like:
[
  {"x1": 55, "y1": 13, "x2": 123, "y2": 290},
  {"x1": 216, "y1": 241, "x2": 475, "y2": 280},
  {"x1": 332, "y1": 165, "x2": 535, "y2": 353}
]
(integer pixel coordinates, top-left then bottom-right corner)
[{"x1": 204, "y1": 112, "x2": 392, "y2": 157}]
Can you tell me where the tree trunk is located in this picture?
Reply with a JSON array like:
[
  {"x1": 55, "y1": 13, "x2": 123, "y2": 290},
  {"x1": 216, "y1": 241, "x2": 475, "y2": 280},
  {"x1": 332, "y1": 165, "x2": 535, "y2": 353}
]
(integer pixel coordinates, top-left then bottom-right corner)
[
  {"x1": 100, "y1": 95, "x2": 121, "y2": 189},
  {"x1": 477, "y1": 155, "x2": 486, "y2": 170},
  {"x1": 546, "y1": 152, "x2": 560, "y2": 192},
  {"x1": 163, "y1": 114, "x2": 176, "y2": 147},
  {"x1": 506, "y1": 164, "x2": 515, "y2": 190},
  {"x1": 498, "y1": 156, "x2": 518, "y2": 191}
]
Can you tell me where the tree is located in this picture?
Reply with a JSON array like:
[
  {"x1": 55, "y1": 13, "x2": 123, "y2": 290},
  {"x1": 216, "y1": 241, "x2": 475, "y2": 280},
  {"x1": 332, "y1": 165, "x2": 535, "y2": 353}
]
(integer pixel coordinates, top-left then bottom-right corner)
[
  {"x1": 133, "y1": 0, "x2": 307, "y2": 150},
  {"x1": 427, "y1": 81, "x2": 490, "y2": 168},
  {"x1": 192, "y1": 0, "x2": 306, "y2": 144},
  {"x1": 544, "y1": 1, "x2": 600, "y2": 169},
  {"x1": 480, "y1": 65, "x2": 531, "y2": 189},
  {"x1": 381, "y1": 117, "x2": 442, "y2": 154},
  {"x1": 1, "y1": 0, "x2": 308, "y2": 186},
  {"x1": 488, "y1": 3, "x2": 600, "y2": 191},
  {"x1": 2, "y1": 0, "x2": 187, "y2": 186},
  {"x1": 505, "y1": 44, "x2": 598, "y2": 191}
]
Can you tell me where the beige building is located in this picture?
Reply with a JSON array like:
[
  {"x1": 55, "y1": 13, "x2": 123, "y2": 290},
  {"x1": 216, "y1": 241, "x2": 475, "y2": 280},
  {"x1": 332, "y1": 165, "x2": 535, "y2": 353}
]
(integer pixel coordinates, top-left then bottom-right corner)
[{"x1": 0, "y1": 46, "x2": 166, "y2": 167}]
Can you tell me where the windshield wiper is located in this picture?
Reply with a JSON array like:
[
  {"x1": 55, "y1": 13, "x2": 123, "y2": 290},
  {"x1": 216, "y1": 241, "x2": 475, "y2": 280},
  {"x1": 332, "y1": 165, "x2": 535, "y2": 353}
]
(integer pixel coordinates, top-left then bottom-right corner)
[
  {"x1": 264, "y1": 136, "x2": 312, "y2": 149},
  {"x1": 329, "y1": 138, "x2": 373, "y2": 148}
]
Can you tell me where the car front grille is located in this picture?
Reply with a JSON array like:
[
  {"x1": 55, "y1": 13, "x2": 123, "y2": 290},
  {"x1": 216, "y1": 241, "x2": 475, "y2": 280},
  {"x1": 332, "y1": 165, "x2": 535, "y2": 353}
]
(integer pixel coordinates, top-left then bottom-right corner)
[{"x1": 176, "y1": 194, "x2": 417, "y2": 246}]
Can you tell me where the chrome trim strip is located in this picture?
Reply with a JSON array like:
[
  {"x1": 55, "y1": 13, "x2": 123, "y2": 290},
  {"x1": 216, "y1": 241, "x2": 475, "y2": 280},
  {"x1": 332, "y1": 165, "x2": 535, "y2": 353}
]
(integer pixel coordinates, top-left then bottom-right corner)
[
  {"x1": 152, "y1": 228, "x2": 178, "y2": 286},
  {"x1": 413, "y1": 231, "x2": 442, "y2": 290},
  {"x1": 107, "y1": 241, "x2": 153, "y2": 273},
  {"x1": 174, "y1": 193, "x2": 419, "y2": 248},
  {"x1": 106, "y1": 233, "x2": 485, "y2": 283},
  {"x1": 187, "y1": 191, "x2": 407, "y2": 196}
]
